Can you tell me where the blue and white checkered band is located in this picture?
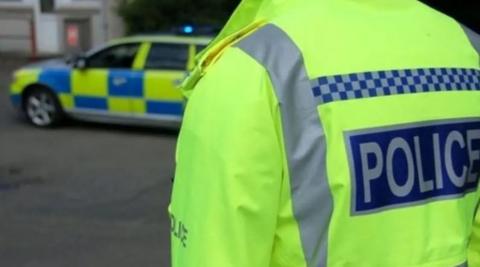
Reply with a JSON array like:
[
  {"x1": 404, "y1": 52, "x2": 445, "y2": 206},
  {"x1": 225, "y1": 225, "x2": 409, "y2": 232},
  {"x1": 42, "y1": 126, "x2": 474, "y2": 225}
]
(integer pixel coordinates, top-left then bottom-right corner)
[{"x1": 311, "y1": 68, "x2": 480, "y2": 105}]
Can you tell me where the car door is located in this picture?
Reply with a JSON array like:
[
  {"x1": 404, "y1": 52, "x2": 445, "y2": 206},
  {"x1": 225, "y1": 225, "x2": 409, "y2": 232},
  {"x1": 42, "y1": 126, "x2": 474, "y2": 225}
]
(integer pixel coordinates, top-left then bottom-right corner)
[
  {"x1": 141, "y1": 42, "x2": 191, "y2": 120},
  {"x1": 71, "y1": 42, "x2": 142, "y2": 115}
]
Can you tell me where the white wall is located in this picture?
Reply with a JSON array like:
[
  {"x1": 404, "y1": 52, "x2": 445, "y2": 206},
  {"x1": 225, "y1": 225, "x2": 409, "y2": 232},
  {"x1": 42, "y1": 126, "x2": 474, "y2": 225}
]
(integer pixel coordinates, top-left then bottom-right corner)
[
  {"x1": 55, "y1": 0, "x2": 101, "y2": 10},
  {"x1": 106, "y1": 0, "x2": 125, "y2": 40},
  {"x1": 91, "y1": 13, "x2": 104, "y2": 47}
]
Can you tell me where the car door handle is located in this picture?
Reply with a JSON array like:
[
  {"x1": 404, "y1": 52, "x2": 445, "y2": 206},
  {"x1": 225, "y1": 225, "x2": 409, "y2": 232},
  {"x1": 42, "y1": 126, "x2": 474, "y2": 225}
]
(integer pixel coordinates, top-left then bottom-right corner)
[{"x1": 112, "y1": 77, "x2": 127, "y2": 86}]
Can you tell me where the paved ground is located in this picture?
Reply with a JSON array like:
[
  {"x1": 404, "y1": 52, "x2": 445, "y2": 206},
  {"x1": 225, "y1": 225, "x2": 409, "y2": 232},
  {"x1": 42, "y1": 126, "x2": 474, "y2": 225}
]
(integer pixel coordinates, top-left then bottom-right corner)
[{"x1": 0, "y1": 57, "x2": 175, "y2": 266}]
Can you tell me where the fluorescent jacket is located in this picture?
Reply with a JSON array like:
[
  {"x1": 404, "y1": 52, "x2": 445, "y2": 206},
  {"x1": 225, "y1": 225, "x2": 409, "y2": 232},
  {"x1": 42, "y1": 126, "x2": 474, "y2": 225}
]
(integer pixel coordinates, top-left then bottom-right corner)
[{"x1": 170, "y1": 0, "x2": 480, "y2": 266}]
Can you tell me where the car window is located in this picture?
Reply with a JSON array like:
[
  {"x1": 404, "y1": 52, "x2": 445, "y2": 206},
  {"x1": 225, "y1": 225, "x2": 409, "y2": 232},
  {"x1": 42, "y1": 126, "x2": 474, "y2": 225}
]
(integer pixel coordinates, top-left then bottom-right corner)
[
  {"x1": 145, "y1": 43, "x2": 189, "y2": 70},
  {"x1": 88, "y1": 43, "x2": 140, "y2": 69}
]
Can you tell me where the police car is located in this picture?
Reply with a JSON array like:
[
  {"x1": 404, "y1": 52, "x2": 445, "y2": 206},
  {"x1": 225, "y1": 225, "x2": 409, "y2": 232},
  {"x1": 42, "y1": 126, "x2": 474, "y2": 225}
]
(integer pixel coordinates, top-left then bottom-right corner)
[{"x1": 9, "y1": 32, "x2": 211, "y2": 128}]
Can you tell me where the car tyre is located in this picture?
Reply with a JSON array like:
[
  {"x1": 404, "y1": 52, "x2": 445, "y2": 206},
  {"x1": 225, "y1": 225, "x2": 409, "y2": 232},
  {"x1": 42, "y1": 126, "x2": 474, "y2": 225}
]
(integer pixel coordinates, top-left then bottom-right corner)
[{"x1": 24, "y1": 88, "x2": 64, "y2": 128}]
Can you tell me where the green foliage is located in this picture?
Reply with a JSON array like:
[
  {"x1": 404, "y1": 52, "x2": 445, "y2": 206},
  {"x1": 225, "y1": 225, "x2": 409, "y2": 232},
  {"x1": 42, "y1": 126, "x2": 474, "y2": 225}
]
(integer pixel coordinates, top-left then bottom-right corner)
[{"x1": 117, "y1": 0, "x2": 239, "y2": 34}]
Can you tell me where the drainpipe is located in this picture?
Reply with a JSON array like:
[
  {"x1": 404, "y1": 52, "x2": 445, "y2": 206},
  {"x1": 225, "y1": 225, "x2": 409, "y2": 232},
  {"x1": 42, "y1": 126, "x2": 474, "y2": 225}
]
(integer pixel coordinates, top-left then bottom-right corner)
[{"x1": 29, "y1": 17, "x2": 37, "y2": 60}]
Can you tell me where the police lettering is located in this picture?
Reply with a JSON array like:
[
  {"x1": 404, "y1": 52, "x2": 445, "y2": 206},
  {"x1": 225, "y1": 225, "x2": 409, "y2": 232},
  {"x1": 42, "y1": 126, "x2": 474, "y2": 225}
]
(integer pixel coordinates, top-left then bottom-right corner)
[{"x1": 348, "y1": 121, "x2": 480, "y2": 213}]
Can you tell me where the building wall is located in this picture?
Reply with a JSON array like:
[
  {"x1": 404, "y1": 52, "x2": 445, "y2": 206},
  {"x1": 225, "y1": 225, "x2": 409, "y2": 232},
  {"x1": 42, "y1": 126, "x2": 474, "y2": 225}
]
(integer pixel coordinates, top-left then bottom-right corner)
[
  {"x1": 106, "y1": 0, "x2": 125, "y2": 40},
  {"x1": 0, "y1": 17, "x2": 31, "y2": 53},
  {"x1": 0, "y1": 0, "x2": 35, "y2": 54},
  {"x1": 91, "y1": 13, "x2": 104, "y2": 48},
  {"x1": 0, "y1": 0, "x2": 125, "y2": 56}
]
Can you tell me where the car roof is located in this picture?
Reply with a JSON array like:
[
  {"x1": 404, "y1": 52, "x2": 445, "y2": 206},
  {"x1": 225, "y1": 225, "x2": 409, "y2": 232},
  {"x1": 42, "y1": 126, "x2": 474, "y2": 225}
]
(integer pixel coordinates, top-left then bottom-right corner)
[{"x1": 110, "y1": 35, "x2": 213, "y2": 46}]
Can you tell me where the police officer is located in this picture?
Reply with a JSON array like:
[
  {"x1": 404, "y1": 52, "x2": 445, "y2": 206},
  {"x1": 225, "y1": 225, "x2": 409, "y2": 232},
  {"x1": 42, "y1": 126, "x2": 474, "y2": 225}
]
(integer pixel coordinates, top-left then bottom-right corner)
[{"x1": 170, "y1": 0, "x2": 480, "y2": 266}]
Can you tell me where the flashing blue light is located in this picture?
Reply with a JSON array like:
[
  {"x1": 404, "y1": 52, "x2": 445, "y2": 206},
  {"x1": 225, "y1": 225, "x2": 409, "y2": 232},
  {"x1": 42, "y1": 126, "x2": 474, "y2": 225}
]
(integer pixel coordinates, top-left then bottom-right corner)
[{"x1": 183, "y1": 25, "x2": 194, "y2": 34}]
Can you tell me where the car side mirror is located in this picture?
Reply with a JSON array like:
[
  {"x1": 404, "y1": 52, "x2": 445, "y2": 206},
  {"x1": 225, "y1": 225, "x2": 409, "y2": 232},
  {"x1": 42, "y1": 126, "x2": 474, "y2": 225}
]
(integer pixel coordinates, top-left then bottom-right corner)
[{"x1": 74, "y1": 56, "x2": 88, "y2": 69}]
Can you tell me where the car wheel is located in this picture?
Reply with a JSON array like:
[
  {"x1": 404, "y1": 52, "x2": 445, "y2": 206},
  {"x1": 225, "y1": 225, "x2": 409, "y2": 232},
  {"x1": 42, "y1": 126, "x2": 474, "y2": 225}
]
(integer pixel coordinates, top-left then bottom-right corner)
[{"x1": 24, "y1": 88, "x2": 63, "y2": 127}]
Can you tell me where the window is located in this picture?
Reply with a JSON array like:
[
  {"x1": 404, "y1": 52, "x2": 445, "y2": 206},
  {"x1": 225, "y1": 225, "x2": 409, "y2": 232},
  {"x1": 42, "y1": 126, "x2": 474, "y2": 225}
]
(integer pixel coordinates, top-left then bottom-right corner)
[
  {"x1": 145, "y1": 43, "x2": 189, "y2": 70},
  {"x1": 40, "y1": 0, "x2": 55, "y2": 13},
  {"x1": 88, "y1": 43, "x2": 140, "y2": 69}
]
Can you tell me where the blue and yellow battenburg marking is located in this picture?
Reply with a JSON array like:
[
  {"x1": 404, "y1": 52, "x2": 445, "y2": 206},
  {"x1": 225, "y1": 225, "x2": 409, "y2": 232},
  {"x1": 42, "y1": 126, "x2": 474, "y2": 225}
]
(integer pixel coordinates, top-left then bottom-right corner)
[
  {"x1": 311, "y1": 68, "x2": 480, "y2": 104},
  {"x1": 33, "y1": 68, "x2": 184, "y2": 117},
  {"x1": 346, "y1": 119, "x2": 480, "y2": 214}
]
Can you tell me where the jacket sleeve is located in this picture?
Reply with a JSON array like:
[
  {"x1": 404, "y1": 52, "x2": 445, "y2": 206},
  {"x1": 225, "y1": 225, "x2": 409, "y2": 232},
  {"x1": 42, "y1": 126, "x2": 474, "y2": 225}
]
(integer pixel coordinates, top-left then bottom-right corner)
[
  {"x1": 465, "y1": 25, "x2": 480, "y2": 267},
  {"x1": 460, "y1": 25, "x2": 480, "y2": 56},
  {"x1": 169, "y1": 47, "x2": 284, "y2": 267},
  {"x1": 469, "y1": 209, "x2": 480, "y2": 266}
]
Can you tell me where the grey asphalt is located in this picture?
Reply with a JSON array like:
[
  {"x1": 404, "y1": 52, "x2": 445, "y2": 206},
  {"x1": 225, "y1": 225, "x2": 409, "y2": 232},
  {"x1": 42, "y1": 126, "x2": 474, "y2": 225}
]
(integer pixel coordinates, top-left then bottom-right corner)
[{"x1": 0, "y1": 57, "x2": 175, "y2": 267}]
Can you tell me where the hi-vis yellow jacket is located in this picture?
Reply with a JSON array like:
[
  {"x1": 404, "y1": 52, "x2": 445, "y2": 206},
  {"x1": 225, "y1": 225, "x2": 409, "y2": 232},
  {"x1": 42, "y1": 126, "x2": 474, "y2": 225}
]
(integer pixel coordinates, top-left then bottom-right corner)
[{"x1": 170, "y1": 0, "x2": 480, "y2": 266}]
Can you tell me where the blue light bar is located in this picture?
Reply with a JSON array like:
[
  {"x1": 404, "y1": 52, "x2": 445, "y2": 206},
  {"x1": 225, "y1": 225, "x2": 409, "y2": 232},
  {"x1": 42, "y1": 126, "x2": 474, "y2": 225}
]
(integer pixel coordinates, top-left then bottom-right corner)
[{"x1": 183, "y1": 25, "x2": 194, "y2": 34}]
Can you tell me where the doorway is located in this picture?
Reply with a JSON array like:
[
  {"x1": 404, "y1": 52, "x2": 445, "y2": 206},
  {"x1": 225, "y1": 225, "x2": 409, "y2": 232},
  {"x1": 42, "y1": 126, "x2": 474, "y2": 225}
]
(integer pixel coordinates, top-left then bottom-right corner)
[{"x1": 64, "y1": 18, "x2": 91, "y2": 55}]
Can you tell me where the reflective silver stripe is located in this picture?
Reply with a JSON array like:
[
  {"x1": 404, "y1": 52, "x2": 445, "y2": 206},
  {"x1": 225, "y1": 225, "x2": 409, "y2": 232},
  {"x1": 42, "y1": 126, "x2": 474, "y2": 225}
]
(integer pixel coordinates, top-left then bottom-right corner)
[
  {"x1": 236, "y1": 24, "x2": 333, "y2": 267},
  {"x1": 466, "y1": 26, "x2": 480, "y2": 254},
  {"x1": 461, "y1": 25, "x2": 480, "y2": 57}
]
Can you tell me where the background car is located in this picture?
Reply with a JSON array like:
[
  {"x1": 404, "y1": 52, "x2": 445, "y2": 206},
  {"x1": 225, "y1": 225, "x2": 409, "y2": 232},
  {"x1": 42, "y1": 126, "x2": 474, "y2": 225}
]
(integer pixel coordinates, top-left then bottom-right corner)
[{"x1": 9, "y1": 34, "x2": 211, "y2": 128}]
